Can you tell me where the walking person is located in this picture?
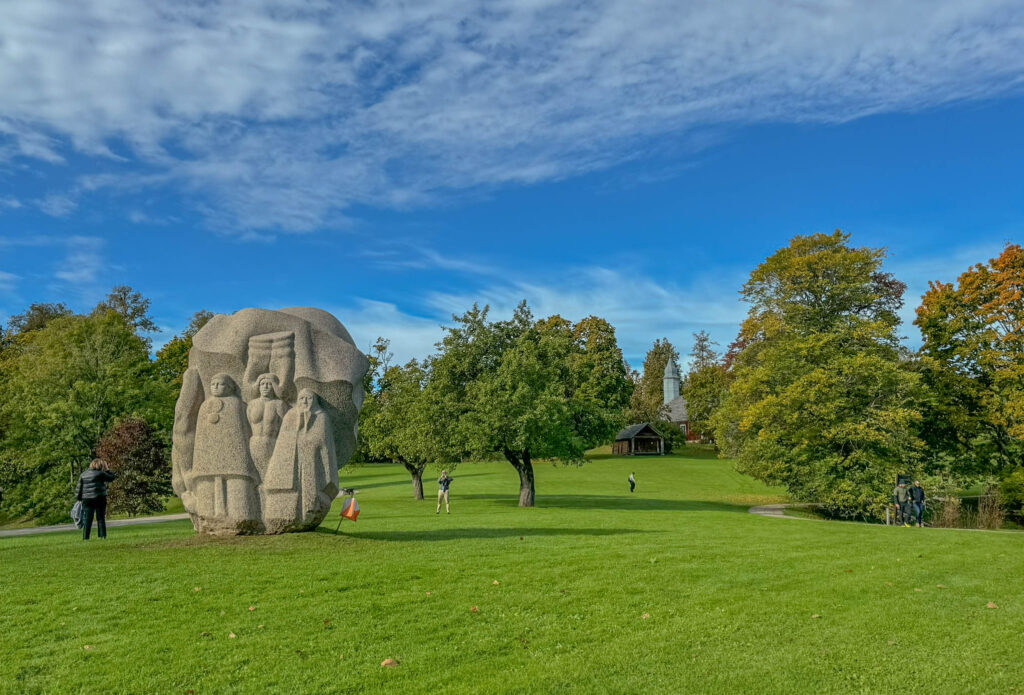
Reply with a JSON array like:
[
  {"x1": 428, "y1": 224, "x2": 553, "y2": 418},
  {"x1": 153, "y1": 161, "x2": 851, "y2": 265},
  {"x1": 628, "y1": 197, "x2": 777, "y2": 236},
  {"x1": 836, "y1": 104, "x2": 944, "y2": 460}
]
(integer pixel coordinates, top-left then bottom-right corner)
[
  {"x1": 76, "y1": 459, "x2": 116, "y2": 540},
  {"x1": 893, "y1": 480, "x2": 912, "y2": 527},
  {"x1": 910, "y1": 480, "x2": 926, "y2": 527},
  {"x1": 628, "y1": 472, "x2": 636, "y2": 493},
  {"x1": 436, "y1": 470, "x2": 453, "y2": 515}
]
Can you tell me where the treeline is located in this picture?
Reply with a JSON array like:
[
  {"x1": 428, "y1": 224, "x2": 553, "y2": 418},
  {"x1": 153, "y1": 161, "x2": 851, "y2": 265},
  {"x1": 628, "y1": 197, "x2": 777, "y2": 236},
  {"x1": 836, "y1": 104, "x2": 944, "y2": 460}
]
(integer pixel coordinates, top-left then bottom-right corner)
[
  {"x1": 0, "y1": 288, "x2": 210, "y2": 524},
  {"x1": 2, "y1": 232, "x2": 1022, "y2": 523}
]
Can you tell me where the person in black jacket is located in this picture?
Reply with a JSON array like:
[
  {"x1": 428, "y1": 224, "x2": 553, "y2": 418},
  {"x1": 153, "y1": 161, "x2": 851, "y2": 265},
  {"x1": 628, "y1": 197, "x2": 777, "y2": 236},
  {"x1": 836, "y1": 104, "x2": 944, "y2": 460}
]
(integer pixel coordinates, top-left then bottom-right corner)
[
  {"x1": 910, "y1": 480, "x2": 926, "y2": 527},
  {"x1": 76, "y1": 459, "x2": 116, "y2": 540}
]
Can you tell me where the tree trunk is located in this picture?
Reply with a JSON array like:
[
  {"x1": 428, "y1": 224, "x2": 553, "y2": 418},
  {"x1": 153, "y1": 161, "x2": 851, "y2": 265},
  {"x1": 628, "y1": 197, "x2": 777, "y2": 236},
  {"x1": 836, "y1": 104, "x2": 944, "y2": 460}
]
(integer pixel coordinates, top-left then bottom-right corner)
[
  {"x1": 504, "y1": 448, "x2": 535, "y2": 507},
  {"x1": 403, "y1": 462, "x2": 424, "y2": 500}
]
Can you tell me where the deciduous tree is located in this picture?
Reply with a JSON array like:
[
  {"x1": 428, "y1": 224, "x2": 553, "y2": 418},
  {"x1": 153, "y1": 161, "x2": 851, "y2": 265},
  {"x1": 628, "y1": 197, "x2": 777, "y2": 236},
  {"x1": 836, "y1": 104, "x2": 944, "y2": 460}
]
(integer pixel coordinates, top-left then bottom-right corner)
[
  {"x1": 713, "y1": 231, "x2": 922, "y2": 518},
  {"x1": 96, "y1": 417, "x2": 172, "y2": 516}
]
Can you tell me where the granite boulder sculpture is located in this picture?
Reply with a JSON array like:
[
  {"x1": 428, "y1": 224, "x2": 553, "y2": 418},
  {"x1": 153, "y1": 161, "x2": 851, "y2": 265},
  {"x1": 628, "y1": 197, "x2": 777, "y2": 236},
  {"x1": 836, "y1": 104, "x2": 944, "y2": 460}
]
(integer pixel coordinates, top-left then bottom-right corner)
[{"x1": 171, "y1": 308, "x2": 369, "y2": 535}]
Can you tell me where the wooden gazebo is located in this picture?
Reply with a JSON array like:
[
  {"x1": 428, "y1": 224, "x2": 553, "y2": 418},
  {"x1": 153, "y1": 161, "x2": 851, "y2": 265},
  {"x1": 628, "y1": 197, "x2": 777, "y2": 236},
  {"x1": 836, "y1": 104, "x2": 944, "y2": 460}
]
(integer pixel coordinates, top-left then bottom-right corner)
[{"x1": 612, "y1": 423, "x2": 665, "y2": 456}]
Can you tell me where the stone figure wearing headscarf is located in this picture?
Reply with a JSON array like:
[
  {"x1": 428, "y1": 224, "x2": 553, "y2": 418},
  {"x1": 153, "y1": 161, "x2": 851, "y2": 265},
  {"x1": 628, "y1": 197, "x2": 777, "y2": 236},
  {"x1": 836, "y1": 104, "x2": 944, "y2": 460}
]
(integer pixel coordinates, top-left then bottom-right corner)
[
  {"x1": 264, "y1": 388, "x2": 338, "y2": 530},
  {"x1": 247, "y1": 373, "x2": 289, "y2": 479},
  {"x1": 190, "y1": 373, "x2": 260, "y2": 530}
]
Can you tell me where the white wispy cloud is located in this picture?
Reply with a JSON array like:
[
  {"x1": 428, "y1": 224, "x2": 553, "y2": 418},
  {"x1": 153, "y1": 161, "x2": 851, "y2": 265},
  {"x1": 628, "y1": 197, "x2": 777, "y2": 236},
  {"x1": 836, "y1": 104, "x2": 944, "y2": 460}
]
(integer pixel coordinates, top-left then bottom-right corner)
[
  {"x1": 53, "y1": 236, "x2": 105, "y2": 285},
  {"x1": 0, "y1": 270, "x2": 18, "y2": 293},
  {"x1": 0, "y1": 0, "x2": 1022, "y2": 231}
]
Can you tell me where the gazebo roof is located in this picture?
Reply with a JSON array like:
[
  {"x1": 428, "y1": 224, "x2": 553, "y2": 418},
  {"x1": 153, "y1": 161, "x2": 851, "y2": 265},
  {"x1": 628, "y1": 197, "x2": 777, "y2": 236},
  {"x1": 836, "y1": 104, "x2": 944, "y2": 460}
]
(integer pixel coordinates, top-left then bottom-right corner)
[{"x1": 615, "y1": 423, "x2": 663, "y2": 441}]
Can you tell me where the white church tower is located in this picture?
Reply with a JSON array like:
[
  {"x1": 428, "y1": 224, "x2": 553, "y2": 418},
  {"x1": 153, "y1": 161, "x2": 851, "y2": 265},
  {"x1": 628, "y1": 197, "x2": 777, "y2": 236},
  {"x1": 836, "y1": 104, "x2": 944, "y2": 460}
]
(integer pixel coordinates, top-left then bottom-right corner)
[
  {"x1": 663, "y1": 359, "x2": 681, "y2": 404},
  {"x1": 662, "y1": 359, "x2": 689, "y2": 435}
]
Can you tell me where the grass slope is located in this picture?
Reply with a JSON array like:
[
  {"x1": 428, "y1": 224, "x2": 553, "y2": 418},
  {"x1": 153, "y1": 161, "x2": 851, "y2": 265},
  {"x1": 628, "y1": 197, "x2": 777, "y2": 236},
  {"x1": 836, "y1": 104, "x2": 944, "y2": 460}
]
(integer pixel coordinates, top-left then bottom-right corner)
[{"x1": 2, "y1": 451, "x2": 1023, "y2": 694}]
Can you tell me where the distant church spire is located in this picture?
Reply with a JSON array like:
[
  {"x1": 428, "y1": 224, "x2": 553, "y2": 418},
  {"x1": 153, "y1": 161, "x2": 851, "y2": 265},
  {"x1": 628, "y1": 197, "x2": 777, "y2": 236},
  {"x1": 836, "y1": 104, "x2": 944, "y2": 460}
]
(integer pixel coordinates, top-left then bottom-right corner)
[{"x1": 663, "y1": 360, "x2": 680, "y2": 404}]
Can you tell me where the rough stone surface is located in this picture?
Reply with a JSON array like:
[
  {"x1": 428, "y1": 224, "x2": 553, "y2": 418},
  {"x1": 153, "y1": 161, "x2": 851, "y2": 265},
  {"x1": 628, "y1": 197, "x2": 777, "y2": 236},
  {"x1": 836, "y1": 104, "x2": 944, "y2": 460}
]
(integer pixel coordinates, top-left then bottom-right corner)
[{"x1": 172, "y1": 307, "x2": 368, "y2": 535}]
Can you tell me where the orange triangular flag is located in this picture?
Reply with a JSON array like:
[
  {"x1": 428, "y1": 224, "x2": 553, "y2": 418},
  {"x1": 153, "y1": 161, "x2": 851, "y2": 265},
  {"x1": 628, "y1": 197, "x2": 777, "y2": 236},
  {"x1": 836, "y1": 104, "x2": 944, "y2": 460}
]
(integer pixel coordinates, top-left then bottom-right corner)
[{"x1": 341, "y1": 497, "x2": 360, "y2": 522}]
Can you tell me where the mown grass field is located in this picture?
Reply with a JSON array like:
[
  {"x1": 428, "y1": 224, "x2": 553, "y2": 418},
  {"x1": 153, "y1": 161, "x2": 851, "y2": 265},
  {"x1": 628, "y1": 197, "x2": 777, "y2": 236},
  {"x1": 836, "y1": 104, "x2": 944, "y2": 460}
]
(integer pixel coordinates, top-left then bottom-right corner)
[{"x1": 3, "y1": 449, "x2": 1024, "y2": 694}]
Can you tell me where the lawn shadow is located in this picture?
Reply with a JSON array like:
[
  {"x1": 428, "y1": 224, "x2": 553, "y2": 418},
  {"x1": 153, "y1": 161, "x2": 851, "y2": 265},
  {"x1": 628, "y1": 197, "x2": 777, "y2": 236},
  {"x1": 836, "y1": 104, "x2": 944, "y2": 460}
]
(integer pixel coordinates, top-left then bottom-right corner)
[
  {"x1": 461, "y1": 494, "x2": 752, "y2": 513},
  {"x1": 316, "y1": 526, "x2": 651, "y2": 542}
]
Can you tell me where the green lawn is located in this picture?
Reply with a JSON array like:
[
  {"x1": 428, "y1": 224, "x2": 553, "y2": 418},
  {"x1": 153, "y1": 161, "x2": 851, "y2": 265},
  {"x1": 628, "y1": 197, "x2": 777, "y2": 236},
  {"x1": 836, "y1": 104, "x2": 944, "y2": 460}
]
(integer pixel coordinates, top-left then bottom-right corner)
[{"x1": 3, "y1": 451, "x2": 1023, "y2": 694}]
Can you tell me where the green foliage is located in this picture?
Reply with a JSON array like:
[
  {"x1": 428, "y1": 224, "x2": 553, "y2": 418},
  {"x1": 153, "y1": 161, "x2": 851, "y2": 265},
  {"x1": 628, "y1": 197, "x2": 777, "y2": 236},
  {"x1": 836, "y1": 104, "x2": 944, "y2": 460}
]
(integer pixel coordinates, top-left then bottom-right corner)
[
  {"x1": 681, "y1": 331, "x2": 728, "y2": 441},
  {"x1": 627, "y1": 338, "x2": 678, "y2": 422},
  {"x1": 915, "y1": 244, "x2": 1024, "y2": 475},
  {"x1": 0, "y1": 312, "x2": 170, "y2": 523},
  {"x1": 427, "y1": 303, "x2": 632, "y2": 505},
  {"x1": 1000, "y1": 467, "x2": 1024, "y2": 522},
  {"x1": 713, "y1": 231, "x2": 923, "y2": 519},
  {"x1": 93, "y1": 285, "x2": 159, "y2": 341},
  {"x1": 153, "y1": 310, "x2": 213, "y2": 387},
  {"x1": 95, "y1": 417, "x2": 171, "y2": 516},
  {"x1": 5, "y1": 302, "x2": 74, "y2": 336}
]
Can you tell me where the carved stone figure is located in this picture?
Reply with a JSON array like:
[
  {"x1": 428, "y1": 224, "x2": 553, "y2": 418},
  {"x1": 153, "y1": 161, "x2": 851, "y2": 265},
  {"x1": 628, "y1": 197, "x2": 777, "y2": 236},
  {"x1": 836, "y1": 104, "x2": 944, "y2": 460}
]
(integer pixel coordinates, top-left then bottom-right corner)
[
  {"x1": 264, "y1": 388, "x2": 339, "y2": 533},
  {"x1": 189, "y1": 373, "x2": 261, "y2": 534},
  {"x1": 170, "y1": 307, "x2": 369, "y2": 536},
  {"x1": 247, "y1": 373, "x2": 289, "y2": 479}
]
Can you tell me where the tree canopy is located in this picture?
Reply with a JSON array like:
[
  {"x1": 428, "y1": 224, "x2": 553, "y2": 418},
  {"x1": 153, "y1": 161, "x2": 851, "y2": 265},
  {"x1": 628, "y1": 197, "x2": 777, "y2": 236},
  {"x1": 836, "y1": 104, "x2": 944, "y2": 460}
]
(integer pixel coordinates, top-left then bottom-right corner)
[{"x1": 713, "y1": 231, "x2": 922, "y2": 518}]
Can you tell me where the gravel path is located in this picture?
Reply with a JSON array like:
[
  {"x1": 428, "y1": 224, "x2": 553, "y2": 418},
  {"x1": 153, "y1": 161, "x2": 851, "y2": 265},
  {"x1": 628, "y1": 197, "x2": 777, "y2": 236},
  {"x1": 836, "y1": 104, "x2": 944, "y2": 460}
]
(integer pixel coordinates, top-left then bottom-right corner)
[{"x1": 0, "y1": 513, "x2": 190, "y2": 538}]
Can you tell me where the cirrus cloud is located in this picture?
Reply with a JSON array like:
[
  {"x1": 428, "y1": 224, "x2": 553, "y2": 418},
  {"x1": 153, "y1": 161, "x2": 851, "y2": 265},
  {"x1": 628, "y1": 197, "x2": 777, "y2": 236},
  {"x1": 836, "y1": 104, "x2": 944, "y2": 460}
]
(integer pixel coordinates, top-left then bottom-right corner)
[{"x1": 1, "y1": 0, "x2": 1022, "y2": 232}]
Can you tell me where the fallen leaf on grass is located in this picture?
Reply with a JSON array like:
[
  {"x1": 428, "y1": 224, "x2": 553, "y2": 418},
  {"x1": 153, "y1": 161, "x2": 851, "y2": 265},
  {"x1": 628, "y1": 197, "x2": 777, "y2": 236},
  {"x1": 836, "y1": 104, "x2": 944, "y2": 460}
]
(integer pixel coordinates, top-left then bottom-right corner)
[
  {"x1": 339, "y1": 654, "x2": 344, "y2": 660},
  {"x1": 885, "y1": 582, "x2": 893, "y2": 587},
  {"x1": 425, "y1": 591, "x2": 431, "y2": 596},
  {"x1": 193, "y1": 587, "x2": 201, "y2": 592},
  {"x1": 887, "y1": 641, "x2": 896, "y2": 646},
  {"x1": 937, "y1": 584, "x2": 947, "y2": 589},
  {"x1": 83, "y1": 645, "x2": 93, "y2": 651},
  {"x1": 186, "y1": 690, "x2": 195, "y2": 694},
  {"x1": 811, "y1": 614, "x2": 821, "y2": 619},
  {"x1": 229, "y1": 632, "x2": 236, "y2": 639},
  {"x1": 323, "y1": 619, "x2": 331, "y2": 626},
  {"x1": 493, "y1": 580, "x2": 500, "y2": 586},
  {"x1": 641, "y1": 613, "x2": 650, "y2": 620},
  {"x1": 987, "y1": 602, "x2": 999, "y2": 609},
  {"x1": 381, "y1": 658, "x2": 399, "y2": 668},
  {"x1": 248, "y1": 606, "x2": 256, "y2": 612},
  {"x1": 914, "y1": 588, "x2": 922, "y2": 593},
  {"x1": 257, "y1": 625, "x2": 264, "y2": 630},
  {"x1": 470, "y1": 606, "x2": 479, "y2": 613},
  {"x1": 844, "y1": 569, "x2": 853, "y2": 574}
]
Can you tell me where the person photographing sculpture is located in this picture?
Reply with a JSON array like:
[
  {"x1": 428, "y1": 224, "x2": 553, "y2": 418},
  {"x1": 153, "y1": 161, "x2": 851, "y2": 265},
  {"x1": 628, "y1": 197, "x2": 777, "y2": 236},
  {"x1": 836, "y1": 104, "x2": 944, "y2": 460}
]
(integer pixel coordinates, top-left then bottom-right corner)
[
  {"x1": 436, "y1": 470, "x2": 453, "y2": 514},
  {"x1": 76, "y1": 459, "x2": 116, "y2": 540}
]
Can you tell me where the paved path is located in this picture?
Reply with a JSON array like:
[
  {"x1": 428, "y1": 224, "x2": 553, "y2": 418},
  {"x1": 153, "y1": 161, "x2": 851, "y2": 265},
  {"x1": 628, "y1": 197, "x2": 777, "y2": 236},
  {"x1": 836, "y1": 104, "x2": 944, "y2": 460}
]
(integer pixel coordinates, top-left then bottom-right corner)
[
  {"x1": 748, "y1": 503, "x2": 822, "y2": 520},
  {"x1": 0, "y1": 513, "x2": 190, "y2": 538}
]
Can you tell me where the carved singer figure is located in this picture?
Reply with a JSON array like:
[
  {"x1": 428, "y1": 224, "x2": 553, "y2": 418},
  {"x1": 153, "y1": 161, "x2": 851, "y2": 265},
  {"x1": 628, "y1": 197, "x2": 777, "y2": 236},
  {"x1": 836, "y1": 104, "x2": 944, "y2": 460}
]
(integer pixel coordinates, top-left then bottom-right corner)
[
  {"x1": 189, "y1": 373, "x2": 261, "y2": 531},
  {"x1": 264, "y1": 388, "x2": 339, "y2": 531},
  {"x1": 247, "y1": 373, "x2": 289, "y2": 480}
]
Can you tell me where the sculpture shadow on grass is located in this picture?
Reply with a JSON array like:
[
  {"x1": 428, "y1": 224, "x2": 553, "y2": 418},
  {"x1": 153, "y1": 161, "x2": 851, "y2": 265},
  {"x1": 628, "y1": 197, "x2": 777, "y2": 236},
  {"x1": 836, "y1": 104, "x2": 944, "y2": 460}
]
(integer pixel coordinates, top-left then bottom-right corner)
[
  {"x1": 316, "y1": 526, "x2": 651, "y2": 541},
  {"x1": 459, "y1": 494, "x2": 752, "y2": 513}
]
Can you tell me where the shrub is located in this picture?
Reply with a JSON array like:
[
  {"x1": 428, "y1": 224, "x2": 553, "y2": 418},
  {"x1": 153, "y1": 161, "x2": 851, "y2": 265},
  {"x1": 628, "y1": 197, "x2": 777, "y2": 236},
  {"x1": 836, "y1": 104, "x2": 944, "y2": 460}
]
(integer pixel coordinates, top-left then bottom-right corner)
[{"x1": 95, "y1": 417, "x2": 171, "y2": 516}]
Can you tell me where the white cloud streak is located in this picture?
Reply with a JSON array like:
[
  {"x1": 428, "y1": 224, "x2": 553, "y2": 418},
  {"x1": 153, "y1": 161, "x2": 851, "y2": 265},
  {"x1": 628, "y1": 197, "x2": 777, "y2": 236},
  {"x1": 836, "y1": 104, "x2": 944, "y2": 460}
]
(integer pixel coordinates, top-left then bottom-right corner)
[{"x1": 0, "y1": 0, "x2": 1021, "y2": 231}]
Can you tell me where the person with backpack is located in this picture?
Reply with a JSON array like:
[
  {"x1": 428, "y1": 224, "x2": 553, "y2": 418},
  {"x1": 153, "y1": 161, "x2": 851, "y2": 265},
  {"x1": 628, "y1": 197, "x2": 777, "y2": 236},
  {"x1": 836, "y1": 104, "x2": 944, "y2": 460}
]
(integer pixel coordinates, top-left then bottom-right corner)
[
  {"x1": 76, "y1": 459, "x2": 116, "y2": 540},
  {"x1": 436, "y1": 470, "x2": 453, "y2": 515},
  {"x1": 893, "y1": 481, "x2": 912, "y2": 527}
]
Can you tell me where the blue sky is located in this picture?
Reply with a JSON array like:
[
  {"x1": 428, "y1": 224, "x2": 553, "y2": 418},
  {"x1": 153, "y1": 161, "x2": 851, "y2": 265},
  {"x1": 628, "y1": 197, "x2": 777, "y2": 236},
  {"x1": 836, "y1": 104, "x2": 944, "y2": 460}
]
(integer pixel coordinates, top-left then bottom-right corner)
[{"x1": 1, "y1": 1, "x2": 1022, "y2": 368}]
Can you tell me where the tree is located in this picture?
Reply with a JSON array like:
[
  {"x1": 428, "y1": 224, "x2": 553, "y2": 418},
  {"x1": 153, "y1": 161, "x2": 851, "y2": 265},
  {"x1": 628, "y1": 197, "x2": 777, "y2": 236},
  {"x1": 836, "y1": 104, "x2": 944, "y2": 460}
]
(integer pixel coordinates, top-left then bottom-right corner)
[
  {"x1": 713, "y1": 231, "x2": 922, "y2": 519},
  {"x1": 915, "y1": 243, "x2": 1024, "y2": 475},
  {"x1": 153, "y1": 310, "x2": 214, "y2": 387},
  {"x1": 6, "y1": 302, "x2": 74, "y2": 335},
  {"x1": 0, "y1": 312, "x2": 167, "y2": 523},
  {"x1": 362, "y1": 359, "x2": 435, "y2": 499},
  {"x1": 95, "y1": 417, "x2": 172, "y2": 516},
  {"x1": 429, "y1": 303, "x2": 631, "y2": 506},
  {"x1": 94, "y1": 285, "x2": 158, "y2": 343},
  {"x1": 681, "y1": 331, "x2": 728, "y2": 442},
  {"x1": 627, "y1": 338, "x2": 679, "y2": 422}
]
